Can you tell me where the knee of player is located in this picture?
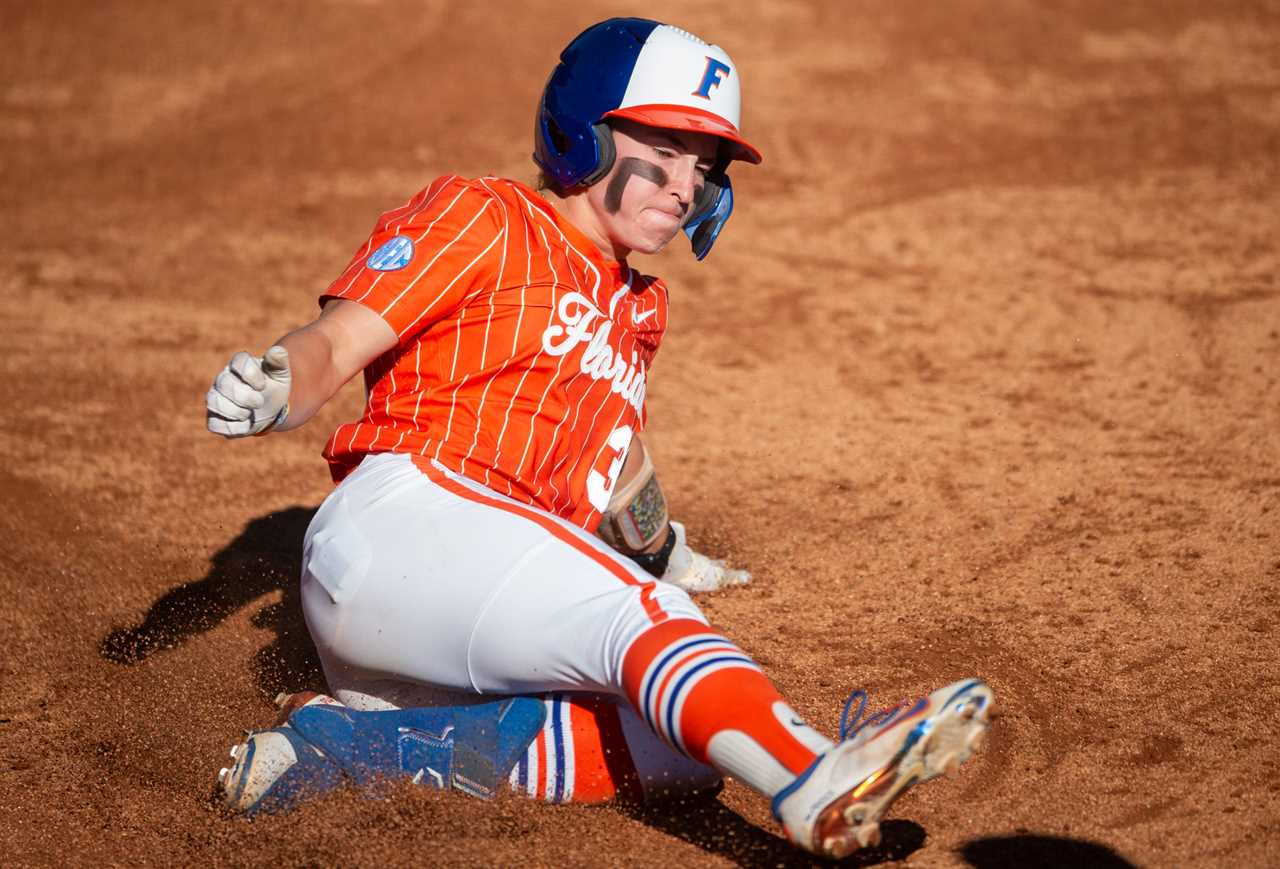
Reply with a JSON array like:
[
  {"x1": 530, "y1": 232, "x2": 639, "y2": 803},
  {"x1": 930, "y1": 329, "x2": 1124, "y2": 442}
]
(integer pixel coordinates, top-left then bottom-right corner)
[
  {"x1": 603, "y1": 583, "x2": 708, "y2": 680},
  {"x1": 648, "y1": 581, "x2": 704, "y2": 622}
]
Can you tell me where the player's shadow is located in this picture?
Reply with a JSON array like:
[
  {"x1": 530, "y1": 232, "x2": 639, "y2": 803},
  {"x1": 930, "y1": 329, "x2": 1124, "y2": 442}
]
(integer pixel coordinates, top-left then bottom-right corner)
[
  {"x1": 99, "y1": 506, "x2": 325, "y2": 698},
  {"x1": 622, "y1": 790, "x2": 926, "y2": 867},
  {"x1": 959, "y1": 834, "x2": 1138, "y2": 868}
]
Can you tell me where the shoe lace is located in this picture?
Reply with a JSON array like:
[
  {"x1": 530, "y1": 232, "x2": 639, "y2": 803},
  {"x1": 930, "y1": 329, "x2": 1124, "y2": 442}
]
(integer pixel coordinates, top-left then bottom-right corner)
[{"x1": 838, "y1": 689, "x2": 905, "y2": 742}]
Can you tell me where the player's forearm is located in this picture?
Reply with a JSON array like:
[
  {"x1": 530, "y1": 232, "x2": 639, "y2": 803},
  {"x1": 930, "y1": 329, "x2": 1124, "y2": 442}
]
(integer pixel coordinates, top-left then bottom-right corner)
[
  {"x1": 207, "y1": 300, "x2": 397, "y2": 439},
  {"x1": 267, "y1": 300, "x2": 398, "y2": 432},
  {"x1": 271, "y1": 321, "x2": 351, "y2": 431},
  {"x1": 598, "y1": 436, "x2": 750, "y2": 592}
]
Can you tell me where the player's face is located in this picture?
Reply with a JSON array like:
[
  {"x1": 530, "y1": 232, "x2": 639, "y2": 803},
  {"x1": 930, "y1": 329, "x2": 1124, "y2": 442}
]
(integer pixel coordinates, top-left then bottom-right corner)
[{"x1": 585, "y1": 119, "x2": 721, "y2": 257}]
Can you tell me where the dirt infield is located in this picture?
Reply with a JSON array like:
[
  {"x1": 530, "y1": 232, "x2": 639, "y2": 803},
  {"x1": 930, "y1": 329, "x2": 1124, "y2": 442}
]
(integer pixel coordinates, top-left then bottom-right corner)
[{"x1": 2, "y1": 1, "x2": 1278, "y2": 866}]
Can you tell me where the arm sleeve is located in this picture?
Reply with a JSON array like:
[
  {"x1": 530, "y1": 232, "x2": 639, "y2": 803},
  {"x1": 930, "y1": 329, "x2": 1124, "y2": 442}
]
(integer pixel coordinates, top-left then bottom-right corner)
[{"x1": 321, "y1": 176, "x2": 505, "y2": 344}]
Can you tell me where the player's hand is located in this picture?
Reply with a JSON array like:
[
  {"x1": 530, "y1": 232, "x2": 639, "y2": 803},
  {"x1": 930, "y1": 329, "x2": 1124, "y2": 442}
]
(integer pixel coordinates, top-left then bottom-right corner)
[
  {"x1": 662, "y1": 521, "x2": 751, "y2": 593},
  {"x1": 206, "y1": 345, "x2": 292, "y2": 438}
]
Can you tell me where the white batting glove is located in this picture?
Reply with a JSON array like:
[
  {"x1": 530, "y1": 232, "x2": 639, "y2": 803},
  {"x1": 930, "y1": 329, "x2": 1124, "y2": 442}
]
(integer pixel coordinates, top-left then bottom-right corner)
[
  {"x1": 661, "y1": 521, "x2": 751, "y2": 593},
  {"x1": 206, "y1": 345, "x2": 291, "y2": 438}
]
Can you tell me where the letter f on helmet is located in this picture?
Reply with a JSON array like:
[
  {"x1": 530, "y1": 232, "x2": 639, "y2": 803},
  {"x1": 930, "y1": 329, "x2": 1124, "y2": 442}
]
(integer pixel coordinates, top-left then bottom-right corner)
[{"x1": 693, "y1": 57, "x2": 732, "y2": 99}]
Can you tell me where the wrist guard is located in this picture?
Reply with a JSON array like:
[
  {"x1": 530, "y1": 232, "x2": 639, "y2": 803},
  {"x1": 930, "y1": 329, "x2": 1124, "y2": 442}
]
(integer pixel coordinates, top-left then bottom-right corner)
[{"x1": 629, "y1": 523, "x2": 677, "y2": 578}]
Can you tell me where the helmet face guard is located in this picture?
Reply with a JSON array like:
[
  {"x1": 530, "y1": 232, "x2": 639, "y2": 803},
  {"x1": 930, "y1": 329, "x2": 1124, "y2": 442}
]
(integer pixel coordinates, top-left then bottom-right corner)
[{"x1": 534, "y1": 18, "x2": 761, "y2": 259}]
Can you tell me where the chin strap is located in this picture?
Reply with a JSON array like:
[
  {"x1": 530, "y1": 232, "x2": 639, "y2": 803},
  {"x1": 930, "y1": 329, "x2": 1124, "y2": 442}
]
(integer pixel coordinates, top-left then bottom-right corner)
[{"x1": 683, "y1": 172, "x2": 733, "y2": 260}]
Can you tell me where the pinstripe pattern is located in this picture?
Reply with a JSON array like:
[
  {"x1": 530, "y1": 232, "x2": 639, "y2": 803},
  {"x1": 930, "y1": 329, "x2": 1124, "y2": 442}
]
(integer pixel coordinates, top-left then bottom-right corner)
[{"x1": 321, "y1": 176, "x2": 669, "y2": 530}]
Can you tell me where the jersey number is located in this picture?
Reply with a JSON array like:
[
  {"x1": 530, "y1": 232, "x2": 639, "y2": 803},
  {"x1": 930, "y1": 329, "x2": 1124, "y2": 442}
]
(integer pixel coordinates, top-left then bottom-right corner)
[{"x1": 586, "y1": 425, "x2": 633, "y2": 513}]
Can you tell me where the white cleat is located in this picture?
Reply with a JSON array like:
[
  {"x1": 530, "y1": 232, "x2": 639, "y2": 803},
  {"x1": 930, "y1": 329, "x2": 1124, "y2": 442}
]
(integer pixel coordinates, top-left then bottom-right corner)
[
  {"x1": 217, "y1": 695, "x2": 348, "y2": 815},
  {"x1": 772, "y1": 678, "x2": 994, "y2": 860},
  {"x1": 218, "y1": 730, "x2": 302, "y2": 814}
]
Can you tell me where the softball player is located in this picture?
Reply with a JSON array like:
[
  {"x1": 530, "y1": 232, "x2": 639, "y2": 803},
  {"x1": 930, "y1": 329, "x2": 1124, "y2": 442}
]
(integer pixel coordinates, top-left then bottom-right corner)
[{"x1": 205, "y1": 18, "x2": 993, "y2": 858}]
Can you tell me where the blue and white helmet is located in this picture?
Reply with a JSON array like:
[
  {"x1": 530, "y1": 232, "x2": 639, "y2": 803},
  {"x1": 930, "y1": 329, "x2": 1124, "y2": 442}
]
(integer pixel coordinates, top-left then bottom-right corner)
[{"x1": 534, "y1": 18, "x2": 762, "y2": 260}]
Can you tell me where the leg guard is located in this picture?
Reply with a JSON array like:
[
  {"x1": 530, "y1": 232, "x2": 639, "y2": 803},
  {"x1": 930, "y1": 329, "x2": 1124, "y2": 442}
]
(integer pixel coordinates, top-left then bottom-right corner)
[
  {"x1": 288, "y1": 697, "x2": 546, "y2": 798},
  {"x1": 218, "y1": 697, "x2": 546, "y2": 815}
]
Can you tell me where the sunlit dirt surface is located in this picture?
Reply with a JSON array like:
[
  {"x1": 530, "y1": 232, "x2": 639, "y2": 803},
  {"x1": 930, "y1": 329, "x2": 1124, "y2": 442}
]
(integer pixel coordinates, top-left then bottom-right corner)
[{"x1": 2, "y1": 2, "x2": 1278, "y2": 866}]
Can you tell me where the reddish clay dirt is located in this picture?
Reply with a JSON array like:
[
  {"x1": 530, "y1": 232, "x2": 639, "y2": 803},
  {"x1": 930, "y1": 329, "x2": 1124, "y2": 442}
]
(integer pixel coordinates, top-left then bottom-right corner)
[{"x1": 2, "y1": 2, "x2": 1278, "y2": 866}]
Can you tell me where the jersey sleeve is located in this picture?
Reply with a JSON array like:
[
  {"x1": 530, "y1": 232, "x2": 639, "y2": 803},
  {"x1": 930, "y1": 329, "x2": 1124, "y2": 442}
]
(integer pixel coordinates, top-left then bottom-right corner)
[{"x1": 321, "y1": 176, "x2": 505, "y2": 342}]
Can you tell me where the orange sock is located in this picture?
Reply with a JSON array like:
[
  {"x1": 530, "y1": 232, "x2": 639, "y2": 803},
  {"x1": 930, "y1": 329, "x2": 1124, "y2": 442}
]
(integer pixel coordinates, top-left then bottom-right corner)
[
  {"x1": 620, "y1": 619, "x2": 822, "y2": 786},
  {"x1": 510, "y1": 620, "x2": 828, "y2": 803},
  {"x1": 509, "y1": 693, "x2": 643, "y2": 803}
]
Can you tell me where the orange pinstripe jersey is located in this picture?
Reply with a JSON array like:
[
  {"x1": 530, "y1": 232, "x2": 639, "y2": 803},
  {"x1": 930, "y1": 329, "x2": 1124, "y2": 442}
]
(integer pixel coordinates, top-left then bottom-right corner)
[{"x1": 320, "y1": 175, "x2": 669, "y2": 531}]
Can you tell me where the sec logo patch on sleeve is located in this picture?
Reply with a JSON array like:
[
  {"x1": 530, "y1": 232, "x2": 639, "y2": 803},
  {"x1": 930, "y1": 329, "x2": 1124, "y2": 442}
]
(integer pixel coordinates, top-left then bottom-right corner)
[{"x1": 367, "y1": 235, "x2": 414, "y2": 271}]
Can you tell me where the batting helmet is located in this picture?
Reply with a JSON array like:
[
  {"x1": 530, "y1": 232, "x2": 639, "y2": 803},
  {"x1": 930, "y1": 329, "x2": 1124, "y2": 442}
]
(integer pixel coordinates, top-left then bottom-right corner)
[{"x1": 534, "y1": 18, "x2": 761, "y2": 260}]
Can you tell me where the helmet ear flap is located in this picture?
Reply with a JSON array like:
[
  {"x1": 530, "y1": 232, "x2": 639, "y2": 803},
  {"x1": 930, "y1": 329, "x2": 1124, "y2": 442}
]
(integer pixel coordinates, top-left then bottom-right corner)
[{"x1": 579, "y1": 122, "x2": 617, "y2": 187}]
